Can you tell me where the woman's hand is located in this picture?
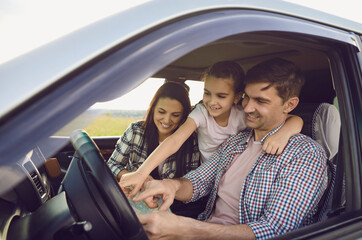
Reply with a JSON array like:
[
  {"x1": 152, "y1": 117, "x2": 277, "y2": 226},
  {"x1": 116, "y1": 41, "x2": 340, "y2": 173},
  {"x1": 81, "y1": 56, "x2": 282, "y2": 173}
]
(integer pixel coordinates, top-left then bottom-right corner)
[{"x1": 119, "y1": 171, "x2": 148, "y2": 199}]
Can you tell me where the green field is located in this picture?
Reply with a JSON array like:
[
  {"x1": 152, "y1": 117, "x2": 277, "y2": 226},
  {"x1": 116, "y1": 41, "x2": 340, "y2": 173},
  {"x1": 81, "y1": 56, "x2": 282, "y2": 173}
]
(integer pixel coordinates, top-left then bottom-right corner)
[
  {"x1": 85, "y1": 115, "x2": 141, "y2": 136},
  {"x1": 55, "y1": 111, "x2": 143, "y2": 137}
]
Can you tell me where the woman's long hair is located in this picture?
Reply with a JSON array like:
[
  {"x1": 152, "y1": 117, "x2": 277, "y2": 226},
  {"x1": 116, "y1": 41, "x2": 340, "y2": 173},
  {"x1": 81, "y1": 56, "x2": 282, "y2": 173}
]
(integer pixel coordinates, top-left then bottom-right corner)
[{"x1": 143, "y1": 81, "x2": 198, "y2": 178}]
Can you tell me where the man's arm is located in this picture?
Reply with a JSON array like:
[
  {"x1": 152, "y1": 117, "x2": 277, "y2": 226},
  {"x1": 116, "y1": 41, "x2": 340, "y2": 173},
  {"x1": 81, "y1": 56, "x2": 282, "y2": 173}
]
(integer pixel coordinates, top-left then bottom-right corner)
[
  {"x1": 139, "y1": 211, "x2": 256, "y2": 240},
  {"x1": 247, "y1": 142, "x2": 328, "y2": 238}
]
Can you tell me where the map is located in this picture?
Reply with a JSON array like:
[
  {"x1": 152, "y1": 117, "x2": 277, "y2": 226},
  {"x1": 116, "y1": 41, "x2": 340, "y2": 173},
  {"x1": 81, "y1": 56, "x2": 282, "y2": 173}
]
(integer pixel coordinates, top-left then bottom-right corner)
[{"x1": 128, "y1": 192, "x2": 171, "y2": 215}]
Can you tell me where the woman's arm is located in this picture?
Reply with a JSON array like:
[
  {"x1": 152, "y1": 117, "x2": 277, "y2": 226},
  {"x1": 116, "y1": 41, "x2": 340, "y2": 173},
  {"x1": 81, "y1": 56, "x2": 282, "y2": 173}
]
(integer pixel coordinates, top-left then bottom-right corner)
[
  {"x1": 107, "y1": 124, "x2": 136, "y2": 177},
  {"x1": 120, "y1": 117, "x2": 198, "y2": 198},
  {"x1": 263, "y1": 114, "x2": 303, "y2": 155}
]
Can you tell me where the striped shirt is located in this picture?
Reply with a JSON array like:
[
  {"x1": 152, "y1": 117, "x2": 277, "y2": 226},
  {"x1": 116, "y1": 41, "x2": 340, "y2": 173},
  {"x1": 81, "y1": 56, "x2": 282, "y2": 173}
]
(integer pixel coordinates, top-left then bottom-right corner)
[
  {"x1": 184, "y1": 124, "x2": 328, "y2": 239},
  {"x1": 107, "y1": 121, "x2": 200, "y2": 179}
]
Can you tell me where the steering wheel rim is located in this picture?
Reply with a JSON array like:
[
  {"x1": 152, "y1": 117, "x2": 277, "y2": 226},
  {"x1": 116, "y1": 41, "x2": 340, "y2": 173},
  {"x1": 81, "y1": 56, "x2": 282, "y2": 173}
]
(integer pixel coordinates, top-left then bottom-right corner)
[{"x1": 69, "y1": 129, "x2": 147, "y2": 240}]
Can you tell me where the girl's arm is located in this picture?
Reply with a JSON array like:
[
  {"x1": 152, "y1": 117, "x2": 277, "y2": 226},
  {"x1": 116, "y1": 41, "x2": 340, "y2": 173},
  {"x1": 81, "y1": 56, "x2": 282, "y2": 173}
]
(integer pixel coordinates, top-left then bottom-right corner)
[
  {"x1": 117, "y1": 169, "x2": 131, "y2": 181},
  {"x1": 263, "y1": 114, "x2": 303, "y2": 155},
  {"x1": 120, "y1": 117, "x2": 198, "y2": 199}
]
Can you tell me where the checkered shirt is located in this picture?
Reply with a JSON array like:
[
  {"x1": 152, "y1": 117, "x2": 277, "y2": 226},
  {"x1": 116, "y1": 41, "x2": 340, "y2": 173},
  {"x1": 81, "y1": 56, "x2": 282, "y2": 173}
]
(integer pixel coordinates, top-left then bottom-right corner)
[
  {"x1": 184, "y1": 125, "x2": 328, "y2": 239},
  {"x1": 107, "y1": 121, "x2": 200, "y2": 179}
]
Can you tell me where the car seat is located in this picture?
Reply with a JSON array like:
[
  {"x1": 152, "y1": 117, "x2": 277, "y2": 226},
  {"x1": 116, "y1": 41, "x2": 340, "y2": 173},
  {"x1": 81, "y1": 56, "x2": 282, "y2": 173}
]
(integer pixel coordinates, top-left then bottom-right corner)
[{"x1": 291, "y1": 102, "x2": 341, "y2": 222}]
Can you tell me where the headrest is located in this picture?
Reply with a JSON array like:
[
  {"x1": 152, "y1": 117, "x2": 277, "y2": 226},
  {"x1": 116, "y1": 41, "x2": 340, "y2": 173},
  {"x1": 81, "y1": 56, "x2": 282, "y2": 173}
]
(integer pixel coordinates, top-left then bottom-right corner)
[{"x1": 291, "y1": 103, "x2": 341, "y2": 160}]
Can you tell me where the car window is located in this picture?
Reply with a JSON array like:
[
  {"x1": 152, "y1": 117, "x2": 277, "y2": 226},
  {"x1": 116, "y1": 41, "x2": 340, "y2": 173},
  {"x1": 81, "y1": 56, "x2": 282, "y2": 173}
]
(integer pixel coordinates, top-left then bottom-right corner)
[{"x1": 55, "y1": 78, "x2": 204, "y2": 136}]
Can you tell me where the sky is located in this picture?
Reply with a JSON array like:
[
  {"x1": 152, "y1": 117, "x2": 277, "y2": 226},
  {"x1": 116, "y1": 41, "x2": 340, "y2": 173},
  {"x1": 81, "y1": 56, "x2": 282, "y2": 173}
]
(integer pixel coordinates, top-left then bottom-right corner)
[
  {"x1": 0, "y1": 0, "x2": 151, "y2": 64},
  {"x1": 1, "y1": 0, "x2": 361, "y2": 110},
  {"x1": 92, "y1": 78, "x2": 204, "y2": 110}
]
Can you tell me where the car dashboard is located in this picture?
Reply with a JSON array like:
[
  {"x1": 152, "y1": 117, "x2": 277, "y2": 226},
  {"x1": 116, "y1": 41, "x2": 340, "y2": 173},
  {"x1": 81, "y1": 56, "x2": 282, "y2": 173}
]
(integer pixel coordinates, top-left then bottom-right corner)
[{"x1": 0, "y1": 146, "x2": 76, "y2": 240}]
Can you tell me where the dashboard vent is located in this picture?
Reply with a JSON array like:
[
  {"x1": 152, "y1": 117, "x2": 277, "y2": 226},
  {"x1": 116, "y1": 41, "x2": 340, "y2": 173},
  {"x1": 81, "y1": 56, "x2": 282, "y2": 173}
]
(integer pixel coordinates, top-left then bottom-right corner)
[
  {"x1": 24, "y1": 161, "x2": 46, "y2": 198},
  {"x1": 30, "y1": 171, "x2": 46, "y2": 196}
]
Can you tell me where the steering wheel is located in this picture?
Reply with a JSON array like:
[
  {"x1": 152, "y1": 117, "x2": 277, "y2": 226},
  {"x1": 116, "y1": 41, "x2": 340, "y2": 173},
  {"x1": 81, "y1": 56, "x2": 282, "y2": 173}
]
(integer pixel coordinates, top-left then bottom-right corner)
[{"x1": 62, "y1": 129, "x2": 148, "y2": 240}]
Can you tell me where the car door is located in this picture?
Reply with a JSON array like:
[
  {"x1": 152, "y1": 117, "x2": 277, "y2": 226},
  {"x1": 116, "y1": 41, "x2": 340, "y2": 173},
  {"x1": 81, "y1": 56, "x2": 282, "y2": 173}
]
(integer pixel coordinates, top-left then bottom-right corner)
[{"x1": 1, "y1": 6, "x2": 362, "y2": 239}]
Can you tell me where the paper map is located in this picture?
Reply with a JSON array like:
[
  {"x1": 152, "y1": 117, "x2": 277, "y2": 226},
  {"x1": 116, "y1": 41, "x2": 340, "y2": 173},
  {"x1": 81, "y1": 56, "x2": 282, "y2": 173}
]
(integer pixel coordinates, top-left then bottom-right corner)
[{"x1": 128, "y1": 192, "x2": 171, "y2": 215}]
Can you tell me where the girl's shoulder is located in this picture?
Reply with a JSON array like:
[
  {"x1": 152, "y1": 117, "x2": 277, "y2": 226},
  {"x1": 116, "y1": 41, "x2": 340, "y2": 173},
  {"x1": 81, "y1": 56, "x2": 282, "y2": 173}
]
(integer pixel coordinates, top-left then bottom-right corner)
[
  {"x1": 190, "y1": 102, "x2": 209, "y2": 124},
  {"x1": 192, "y1": 102, "x2": 207, "y2": 114}
]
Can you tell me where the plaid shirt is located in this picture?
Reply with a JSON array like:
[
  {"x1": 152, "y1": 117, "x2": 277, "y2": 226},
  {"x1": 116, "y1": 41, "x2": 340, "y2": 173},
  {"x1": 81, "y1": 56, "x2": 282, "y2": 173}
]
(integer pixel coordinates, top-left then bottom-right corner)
[
  {"x1": 184, "y1": 124, "x2": 328, "y2": 239},
  {"x1": 107, "y1": 121, "x2": 200, "y2": 179}
]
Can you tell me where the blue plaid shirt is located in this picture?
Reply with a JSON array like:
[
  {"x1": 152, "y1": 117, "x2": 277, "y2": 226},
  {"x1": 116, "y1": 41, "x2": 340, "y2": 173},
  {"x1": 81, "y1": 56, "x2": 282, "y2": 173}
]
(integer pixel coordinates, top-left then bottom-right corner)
[{"x1": 184, "y1": 125, "x2": 328, "y2": 239}]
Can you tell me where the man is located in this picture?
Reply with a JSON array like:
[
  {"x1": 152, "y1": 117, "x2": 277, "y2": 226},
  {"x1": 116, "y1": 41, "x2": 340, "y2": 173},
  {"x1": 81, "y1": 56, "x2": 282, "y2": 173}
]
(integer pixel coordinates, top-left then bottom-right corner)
[{"x1": 134, "y1": 58, "x2": 328, "y2": 239}]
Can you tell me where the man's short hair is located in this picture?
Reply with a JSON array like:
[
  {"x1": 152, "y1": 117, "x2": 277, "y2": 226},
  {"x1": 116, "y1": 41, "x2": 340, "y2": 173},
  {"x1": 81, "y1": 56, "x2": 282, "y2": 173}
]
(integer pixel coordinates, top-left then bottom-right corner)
[{"x1": 245, "y1": 58, "x2": 305, "y2": 102}]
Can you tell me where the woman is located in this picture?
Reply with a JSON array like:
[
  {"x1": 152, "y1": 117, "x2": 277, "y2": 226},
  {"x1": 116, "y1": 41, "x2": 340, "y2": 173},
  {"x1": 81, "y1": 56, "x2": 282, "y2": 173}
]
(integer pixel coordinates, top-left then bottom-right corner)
[
  {"x1": 107, "y1": 81, "x2": 200, "y2": 185},
  {"x1": 107, "y1": 81, "x2": 204, "y2": 217}
]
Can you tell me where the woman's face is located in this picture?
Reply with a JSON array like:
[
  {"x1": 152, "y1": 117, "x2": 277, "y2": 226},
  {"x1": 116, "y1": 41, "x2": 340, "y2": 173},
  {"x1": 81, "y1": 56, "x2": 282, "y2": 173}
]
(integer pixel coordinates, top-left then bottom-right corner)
[{"x1": 153, "y1": 97, "x2": 184, "y2": 142}]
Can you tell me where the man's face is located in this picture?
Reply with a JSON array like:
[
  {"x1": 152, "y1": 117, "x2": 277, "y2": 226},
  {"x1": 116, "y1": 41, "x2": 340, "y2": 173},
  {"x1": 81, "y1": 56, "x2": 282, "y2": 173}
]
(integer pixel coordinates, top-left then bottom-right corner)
[{"x1": 242, "y1": 82, "x2": 289, "y2": 139}]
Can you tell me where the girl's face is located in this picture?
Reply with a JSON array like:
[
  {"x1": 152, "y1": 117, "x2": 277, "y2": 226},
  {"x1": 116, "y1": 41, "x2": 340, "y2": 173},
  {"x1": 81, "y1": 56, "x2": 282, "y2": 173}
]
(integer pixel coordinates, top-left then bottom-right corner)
[
  {"x1": 203, "y1": 76, "x2": 242, "y2": 125},
  {"x1": 153, "y1": 97, "x2": 184, "y2": 142}
]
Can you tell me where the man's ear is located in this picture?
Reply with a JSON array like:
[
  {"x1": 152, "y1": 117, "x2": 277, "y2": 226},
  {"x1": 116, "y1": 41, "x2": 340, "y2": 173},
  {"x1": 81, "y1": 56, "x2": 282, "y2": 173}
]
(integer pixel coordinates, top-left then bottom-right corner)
[
  {"x1": 234, "y1": 92, "x2": 243, "y2": 105},
  {"x1": 283, "y1": 97, "x2": 299, "y2": 113}
]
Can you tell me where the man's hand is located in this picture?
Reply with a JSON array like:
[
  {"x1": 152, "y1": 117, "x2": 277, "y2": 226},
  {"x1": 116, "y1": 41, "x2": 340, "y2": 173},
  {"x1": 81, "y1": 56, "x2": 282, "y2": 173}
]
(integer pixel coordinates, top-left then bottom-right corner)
[
  {"x1": 133, "y1": 179, "x2": 179, "y2": 211},
  {"x1": 138, "y1": 211, "x2": 183, "y2": 240}
]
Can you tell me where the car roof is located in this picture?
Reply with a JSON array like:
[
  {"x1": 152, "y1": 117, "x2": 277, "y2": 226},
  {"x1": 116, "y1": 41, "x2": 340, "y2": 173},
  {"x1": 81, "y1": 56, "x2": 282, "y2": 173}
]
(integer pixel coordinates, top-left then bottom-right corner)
[{"x1": 1, "y1": 0, "x2": 362, "y2": 120}]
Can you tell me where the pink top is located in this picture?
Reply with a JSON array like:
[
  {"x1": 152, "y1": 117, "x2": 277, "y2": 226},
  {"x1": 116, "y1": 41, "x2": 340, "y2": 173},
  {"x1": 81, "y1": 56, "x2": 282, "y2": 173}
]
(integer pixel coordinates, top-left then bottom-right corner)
[
  {"x1": 189, "y1": 104, "x2": 246, "y2": 163},
  {"x1": 207, "y1": 138, "x2": 262, "y2": 225}
]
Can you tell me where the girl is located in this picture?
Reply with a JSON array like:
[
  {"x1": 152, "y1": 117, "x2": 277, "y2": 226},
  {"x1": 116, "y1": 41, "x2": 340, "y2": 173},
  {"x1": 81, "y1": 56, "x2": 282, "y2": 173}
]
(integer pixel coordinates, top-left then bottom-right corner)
[{"x1": 120, "y1": 61, "x2": 303, "y2": 199}]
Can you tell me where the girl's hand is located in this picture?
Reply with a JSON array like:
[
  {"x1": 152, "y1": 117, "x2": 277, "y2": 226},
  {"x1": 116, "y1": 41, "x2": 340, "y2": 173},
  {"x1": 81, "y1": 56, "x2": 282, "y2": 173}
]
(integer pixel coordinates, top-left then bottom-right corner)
[
  {"x1": 263, "y1": 133, "x2": 289, "y2": 155},
  {"x1": 119, "y1": 171, "x2": 147, "y2": 199}
]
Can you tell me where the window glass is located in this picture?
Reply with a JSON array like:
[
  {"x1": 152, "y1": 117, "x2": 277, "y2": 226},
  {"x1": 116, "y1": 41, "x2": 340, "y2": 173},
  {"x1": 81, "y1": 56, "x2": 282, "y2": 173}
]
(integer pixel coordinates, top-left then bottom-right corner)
[{"x1": 54, "y1": 78, "x2": 204, "y2": 136}]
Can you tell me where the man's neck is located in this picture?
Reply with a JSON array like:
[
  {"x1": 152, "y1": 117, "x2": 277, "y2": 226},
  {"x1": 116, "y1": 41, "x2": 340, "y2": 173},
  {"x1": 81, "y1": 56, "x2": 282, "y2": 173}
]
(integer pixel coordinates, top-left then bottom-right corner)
[
  {"x1": 253, "y1": 130, "x2": 267, "y2": 142},
  {"x1": 253, "y1": 121, "x2": 286, "y2": 142}
]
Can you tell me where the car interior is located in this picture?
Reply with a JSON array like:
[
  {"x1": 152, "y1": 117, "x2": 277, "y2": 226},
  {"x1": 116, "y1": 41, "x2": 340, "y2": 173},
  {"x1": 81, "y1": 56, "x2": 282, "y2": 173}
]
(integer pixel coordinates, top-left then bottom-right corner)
[{"x1": 2, "y1": 30, "x2": 348, "y2": 239}]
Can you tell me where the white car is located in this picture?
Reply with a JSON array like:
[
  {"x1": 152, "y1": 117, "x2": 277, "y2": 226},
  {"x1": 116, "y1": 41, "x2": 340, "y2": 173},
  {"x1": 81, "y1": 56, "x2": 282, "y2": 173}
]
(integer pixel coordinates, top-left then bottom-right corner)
[{"x1": 0, "y1": 1, "x2": 361, "y2": 239}]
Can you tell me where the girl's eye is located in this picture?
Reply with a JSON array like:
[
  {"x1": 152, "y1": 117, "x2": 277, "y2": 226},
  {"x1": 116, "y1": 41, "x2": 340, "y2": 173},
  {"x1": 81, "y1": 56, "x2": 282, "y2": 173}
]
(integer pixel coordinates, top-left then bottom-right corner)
[
  {"x1": 204, "y1": 92, "x2": 210, "y2": 95},
  {"x1": 172, "y1": 114, "x2": 181, "y2": 117},
  {"x1": 218, "y1": 95, "x2": 226, "y2": 99},
  {"x1": 158, "y1": 111, "x2": 165, "y2": 114}
]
